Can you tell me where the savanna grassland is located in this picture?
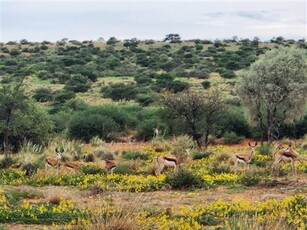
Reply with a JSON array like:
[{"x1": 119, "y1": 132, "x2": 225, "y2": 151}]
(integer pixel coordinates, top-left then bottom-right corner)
[{"x1": 0, "y1": 37, "x2": 307, "y2": 229}]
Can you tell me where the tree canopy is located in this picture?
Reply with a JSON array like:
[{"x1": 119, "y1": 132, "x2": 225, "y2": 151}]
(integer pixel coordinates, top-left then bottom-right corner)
[{"x1": 236, "y1": 46, "x2": 307, "y2": 144}]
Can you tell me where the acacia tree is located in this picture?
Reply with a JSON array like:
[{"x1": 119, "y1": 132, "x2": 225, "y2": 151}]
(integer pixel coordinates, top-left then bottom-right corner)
[
  {"x1": 236, "y1": 47, "x2": 307, "y2": 144},
  {"x1": 163, "y1": 34, "x2": 181, "y2": 43},
  {"x1": 160, "y1": 89, "x2": 225, "y2": 148}
]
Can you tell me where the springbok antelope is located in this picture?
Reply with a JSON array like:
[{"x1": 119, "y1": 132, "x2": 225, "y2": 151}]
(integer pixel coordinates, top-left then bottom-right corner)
[
  {"x1": 155, "y1": 148, "x2": 191, "y2": 175},
  {"x1": 234, "y1": 142, "x2": 257, "y2": 172},
  {"x1": 271, "y1": 144, "x2": 307, "y2": 175},
  {"x1": 45, "y1": 147, "x2": 63, "y2": 170},
  {"x1": 105, "y1": 159, "x2": 116, "y2": 174},
  {"x1": 155, "y1": 154, "x2": 178, "y2": 175},
  {"x1": 63, "y1": 155, "x2": 85, "y2": 172}
]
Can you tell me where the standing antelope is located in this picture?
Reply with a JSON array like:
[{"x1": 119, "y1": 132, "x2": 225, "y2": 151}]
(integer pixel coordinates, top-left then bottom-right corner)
[
  {"x1": 155, "y1": 154, "x2": 178, "y2": 175},
  {"x1": 45, "y1": 147, "x2": 63, "y2": 170},
  {"x1": 234, "y1": 142, "x2": 257, "y2": 172},
  {"x1": 105, "y1": 159, "x2": 116, "y2": 174},
  {"x1": 271, "y1": 144, "x2": 307, "y2": 175},
  {"x1": 155, "y1": 148, "x2": 192, "y2": 175}
]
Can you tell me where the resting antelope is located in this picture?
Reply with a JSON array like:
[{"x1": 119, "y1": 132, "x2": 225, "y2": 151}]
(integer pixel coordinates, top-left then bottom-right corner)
[
  {"x1": 45, "y1": 147, "x2": 63, "y2": 170},
  {"x1": 271, "y1": 144, "x2": 307, "y2": 175},
  {"x1": 105, "y1": 159, "x2": 116, "y2": 174},
  {"x1": 155, "y1": 149, "x2": 191, "y2": 175},
  {"x1": 234, "y1": 142, "x2": 257, "y2": 172},
  {"x1": 63, "y1": 156, "x2": 85, "y2": 172}
]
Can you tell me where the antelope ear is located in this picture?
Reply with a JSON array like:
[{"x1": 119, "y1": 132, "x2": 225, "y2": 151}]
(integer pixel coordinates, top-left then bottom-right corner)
[
  {"x1": 55, "y1": 147, "x2": 59, "y2": 153},
  {"x1": 248, "y1": 142, "x2": 251, "y2": 146},
  {"x1": 255, "y1": 142, "x2": 257, "y2": 146}
]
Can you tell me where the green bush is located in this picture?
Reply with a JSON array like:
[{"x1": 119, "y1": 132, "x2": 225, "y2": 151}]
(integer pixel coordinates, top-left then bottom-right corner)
[
  {"x1": 53, "y1": 90, "x2": 76, "y2": 104},
  {"x1": 257, "y1": 144, "x2": 271, "y2": 155},
  {"x1": 222, "y1": 131, "x2": 244, "y2": 144},
  {"x1": 201, "y1": 80, "x2": 211, "y2": 89},
  {"x1": 113, "y1": 164, "x2": 134, "y2": 175},
  {"x1": 68, "y1": 113, "x2": 119, "y2": 142},
  {"x1": 135, "y1": 94, "x2": 155, "y2": 106},
  {"x1": 32, "y1": 87, "x2": 53, "y2": 102},
  {"x1": 122, "y1": 151, "x2": 149, "y2": 160},
  {"x1": 101, "y1": 83, "x2": 139, "y2": 101},
  {"x1": 0, "y1": 157, "x2": 14, "y2": 169},
  {"x1": 165, "y1": 169, "x2": 203, "y2": 189},
  {"x1": 238, "y1": 172, "x2": 262, "y2": 186},
  {"x1": 220, "y1": 70, "x2": 236, "y2": 79},
  {"x1": 80, "y1": 165, "x2": 106, "y2": 175},
  {"x1": 192, "y1": 151, "x2": 213, "y2": 160}
]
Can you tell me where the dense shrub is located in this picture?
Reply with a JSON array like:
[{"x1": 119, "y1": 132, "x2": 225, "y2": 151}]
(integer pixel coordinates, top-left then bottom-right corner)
[
  {"x1": 32, "y1": 87, "x2": 53, "y2": 102},
  {"x1": 222, "y1": 131, "x2": 244, "y2": 144},
  {"x1": 101, "y1": 83, "x2": 139, "y2": 101},
  {"x1": 257, "y1": 144, "x2": 271, "y2": 155},
  {"x1": 122, "y1": 151, "x2": 149, "y2": 160},
  {"x1": 192, "y1": 151, "x2": 213, "y2": 160},
  {"x1": 135, "y1": 94, "x2": 155, "y2": 106},
  {"x1": 220, "y1": 70, "x2": 236, "y2": 79},
  {"x1": 113, "y1": 164, "x2": 134, "y2": 174},
  {"x1": 201, "y1": 80, "x2": 211, "y2": 89},
  {"x1": 53, "y1": 90, "x2": 76, "y2": 104},
  {"x1": 0, "y1": 157, "x2": 14, "y2": 169},
  {"x1": 80, "y1": 165, "x2": 106, "y2": 175},
  {"x1": 238, "y1": 172, "x2": 263, "y2": 186},
  {"x1": 165, "y1": 169, "x2": 203, "y2": 189},
  {"x1": 68, "y1": 113, "x2": 119, "y2": 142}
]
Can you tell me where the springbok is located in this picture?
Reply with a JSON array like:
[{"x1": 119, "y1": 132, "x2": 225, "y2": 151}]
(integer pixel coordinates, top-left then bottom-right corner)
[
  {"x1": 105, "y1": 159, "x2": 116, "y2": 174},
  {"x1": 155, "y1": 148, "x2": 191, "y2": 175},
  {"x1": 271, "y1": 144, "x2": 307, "y2": 175},
  {"x1": 234, "y1": 142, "x2": 257, "y2": 172},
  {"x1": 63, "y1": 155, "x2": 85, "y2": 172},
  {"x1": 45, "y1": 147, "x2": 63, "y2": 170}
]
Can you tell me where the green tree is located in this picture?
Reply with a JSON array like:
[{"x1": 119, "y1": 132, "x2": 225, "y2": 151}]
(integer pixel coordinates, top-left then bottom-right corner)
[
  {"x1": 123, "y1": 38, "x2": 140, "y2": 50},
  {"x1": 236, "y1": 47, "x2": 307, "y2": 144},
  {"x1": 0, "y1": 84, "x2": 53, "y2": 154},
  {"x1": 161, "y1": 89, "x2": 225, "y2": 148},
  {"x1": 163, "y1": 34, "x2": 182, "y2": 43}
]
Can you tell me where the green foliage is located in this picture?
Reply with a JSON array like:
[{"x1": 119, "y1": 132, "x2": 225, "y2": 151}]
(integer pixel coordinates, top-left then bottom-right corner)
[
  {"x1": 113, "y1": 164, "x2": 134, "y2": 175},
  {"x1": 222, "y1": 131, "x2": 244, "y2": 144},
  {"x1": 0, "y1": 157, "x2": 14, "y2": 169},
  {"x1": 201, "y1": 80, "x2": 211, "y2": 89},
  {"x1": 101, "y1": 83, "x2": 139, "y2": 101},
  {"x1": 122, "y1": 151, "x2": 149, "y2": 160},
  {"x1": 68, "y1": 104, "x2": 138, "y2": 142},
  {"x1": 197, "y1": 213, "x2": 221, "y2": 226},
  {"x1": 80, "y1": 165, "x2": 106, "y2": 175},
  {"x1": 135, "y1": 93, "x2": 155, "y2": 106},
  {"x1": 257, "y1": 144, "x2": 271, "y2": 155},
  {"x1": 222, "y1": 106, "x2": 250, "y2": 137},
  {"x1": 238, "y1": 172, "x2": 263, "y2": 186},
  {"x1": 68, "y1": 113, "x2": 119, "y2": 142},
  {"x1": 220, "y1": 69, "x2": 236, "y2": 79},
  {"x1": 53, "y1": 90, "x2": 76, "y2": 104},
  {"x1": 237, "y1": 47, "x2": 307, "y2": 142},
  {"x1": 32, "y1": 87, "x2": 53, "y2": 102},
  {"x1": 192, "y1": 151, "x2": 213, "y2": 160},
  {"x1": 165, "y1": 169, "x2": 203, "y2": 189},
  {"x1": 0, "y1": 85, "x2": 53, "y2": 151}
]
